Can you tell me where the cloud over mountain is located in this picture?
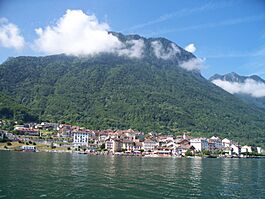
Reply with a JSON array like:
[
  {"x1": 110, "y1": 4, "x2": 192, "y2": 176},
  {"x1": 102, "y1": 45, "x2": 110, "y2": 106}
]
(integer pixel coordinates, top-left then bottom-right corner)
[
  {"x1": 34, "y1": 10, "x2": 122, "y2": 56},
  {"x1": 212, "y1": 78, "x2": 265, "y2": 98},
  {"x1": 184, "y1": 43, "x2": 196, "y2": 53},
  {"x1": 118, "y1": 39, "x2": 145, "y2": 58},
  {"x1": 151, "y1": 40, "x2": 180, "y2": 59},
  {"x1": 180, "y1": 57, "x2": 205, "y2": 71},
  {"x1": 34, "y1": 9, "x2": 145, "y2": 58},
  {"x1": 24, "y1": 9, "x2": 202, "y2": 69},
  {"x1": 0, "y1": 18, "x2": 25, "y2": 50}
]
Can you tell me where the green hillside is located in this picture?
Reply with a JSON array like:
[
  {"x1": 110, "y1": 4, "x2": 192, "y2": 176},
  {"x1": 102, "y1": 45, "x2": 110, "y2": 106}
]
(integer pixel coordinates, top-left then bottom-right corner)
[
  {"x1": 0, "y1": 35, "x2": 265, "y2": 145},
  {"x1": 0, "y1": 91, "x2": 37, "y2": 123}
]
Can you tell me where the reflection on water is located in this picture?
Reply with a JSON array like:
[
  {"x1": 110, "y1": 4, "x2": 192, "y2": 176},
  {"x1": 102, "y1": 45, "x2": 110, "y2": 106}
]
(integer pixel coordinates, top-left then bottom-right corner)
[
  {"x1": 0, "y1": 151, "x2": 265, "y2": 199},
  {"x1": 189, "y1": 158, "x2": 202, "y2": 198}
]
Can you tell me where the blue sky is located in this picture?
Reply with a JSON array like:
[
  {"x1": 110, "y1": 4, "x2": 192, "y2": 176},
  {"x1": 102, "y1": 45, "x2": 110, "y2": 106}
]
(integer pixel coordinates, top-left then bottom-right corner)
[{"x1": 0, "y1": 0, "x2": 264, "y2": 78}]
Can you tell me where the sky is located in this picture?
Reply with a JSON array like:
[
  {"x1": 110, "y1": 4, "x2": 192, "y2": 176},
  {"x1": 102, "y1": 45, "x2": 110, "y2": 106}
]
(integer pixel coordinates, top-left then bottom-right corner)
[{"x1": 0, "y1": 0, "x2": 265, "y2": 79}]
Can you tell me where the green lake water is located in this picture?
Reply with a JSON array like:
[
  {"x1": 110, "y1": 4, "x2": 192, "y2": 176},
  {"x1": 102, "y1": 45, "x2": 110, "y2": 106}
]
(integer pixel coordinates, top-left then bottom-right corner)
[{"x1": 0, "y1": 151, "x2": 264, "y2": 199}]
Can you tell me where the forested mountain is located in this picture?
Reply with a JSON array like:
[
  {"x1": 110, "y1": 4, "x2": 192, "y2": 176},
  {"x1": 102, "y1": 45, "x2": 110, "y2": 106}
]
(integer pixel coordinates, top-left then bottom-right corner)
[
  {"x1": 0, "y1": 34, "x2": 265, "y2": 145},
  {"x1": 0, "y1": 91, "x2": 37, "y2": 123}
]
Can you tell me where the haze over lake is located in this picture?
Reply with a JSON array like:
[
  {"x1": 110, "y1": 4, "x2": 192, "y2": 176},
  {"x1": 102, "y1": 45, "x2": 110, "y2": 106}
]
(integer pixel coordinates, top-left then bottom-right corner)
[{"x1": 0, "y1": 151, "x2": 264, "y2": 199}]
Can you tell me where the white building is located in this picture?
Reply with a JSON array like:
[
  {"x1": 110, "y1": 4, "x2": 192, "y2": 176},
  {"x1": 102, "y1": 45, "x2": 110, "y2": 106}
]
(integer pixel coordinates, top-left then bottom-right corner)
[
  {"x1": 21, "y1": 145, "x2": 37, "y2": 151},
  {"x1": 122, "y1": 140, "x2": 135, "y2": 151},
  {"x1": 73, "y1": 131, "x2": 90, "y2": 147},
  {"x1": 230, "y1": 144, "x2": 241, "y2": 155},
  {"x1": 222, "y1": 138, "x2": 231, "y2": 148},
  {"x1": 105, "y1": 139, "x2": 122, "y2": 153},
  {"x1": 133, "y1": 142, "x2": 143, "y2": 152},
  {"x1": 208, "y1": 136, "x2": 223, "y2": 150},
  {"x1": 143, "y1": 139, "x2": 158, "y2": 152},
  {"x1": 98, "y1": 133, "x2": 109, "y2": 142},
  {"x1": 241, "y1": 145, "x2": 252, "y2": 153},
  {"x1": 190, "y1": 138, "x2": 209, "y2": 151},
  {"x1": 0, "y1": 131, "x2": 5, "y2": 140},
  {"x1": 257, "y1": 147, "x2": 264, "y2": 154}
]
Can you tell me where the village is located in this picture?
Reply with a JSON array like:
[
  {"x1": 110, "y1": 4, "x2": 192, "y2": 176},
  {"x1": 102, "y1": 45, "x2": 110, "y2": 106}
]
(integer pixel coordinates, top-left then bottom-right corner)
[{"x1": 0, "y1": 121, "x2": 264, "y2": 158}]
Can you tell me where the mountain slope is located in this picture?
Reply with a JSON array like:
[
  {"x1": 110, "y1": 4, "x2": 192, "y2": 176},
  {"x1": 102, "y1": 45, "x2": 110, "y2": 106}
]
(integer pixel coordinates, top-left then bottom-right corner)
[
  {"x1": 210, "y1": 72, "x2": 265, "y2": 111},
  {"x1": 0, "y1": 35, "x2": 265, "y2": 145},
  {"x1": 0, "y1": 91, "x2": 38, "y2": 123}
]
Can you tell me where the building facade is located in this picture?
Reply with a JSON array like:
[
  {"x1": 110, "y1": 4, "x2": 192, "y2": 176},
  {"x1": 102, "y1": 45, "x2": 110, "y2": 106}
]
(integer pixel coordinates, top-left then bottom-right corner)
[
  {"x1": 73, "y1": 132, "x2": 90, "y2": 147},
  {"x1": 190, "y1": 138, "x2": 209, "y2": 151},
  {"x1": 143, "y1": 139, "x2": 158, "y2": 152}
]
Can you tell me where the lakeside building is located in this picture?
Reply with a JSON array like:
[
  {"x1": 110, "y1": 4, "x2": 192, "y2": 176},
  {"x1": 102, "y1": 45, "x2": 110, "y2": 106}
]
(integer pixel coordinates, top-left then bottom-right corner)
[
  {"x1": 154, "y1": 147, "x2": 172, "y2": 155},
  {"x1": 133, "y1": 142, "x2": 143, "y2": 152},
  {"x1": 257, "y1": 147, "x2": 264, "y2": 154},
  {"x1": 143, "y1": 139, "x2": 158, "y2": 152},
  {"x1": 122, "y1": 140, "x2": 135, "y2": 151},
  {"x1": 15, "y1": 127, "x2": 40, "y2": 136},
  {"x1": 38, "y1": 122, "x2": 59, "y2": 131},
  {"x1": 190, "y1": 138, "x2": 209, "y2": 152},
  {"x1": 4, "y1": 121, "x2": 265, "y2": 156},
  {"x1": 73, "y1": 130, "x2": 95, "y2": 147},
  {"x1": 97, "y1": 131, "x2": 109, "y2": 144},
  {"x1": 241, "y1": 145, "x2": 252, "y2": 153},
  {"x1": 222, "y1": 138, "x2": 231, "y2": 148},
  {"x1": 208, "y1": 136, "x2": 223, "y2": 150},
  {"x1": 21, "y1": 145, "x2": 37, "y2": 152},
  {"x1": 0, "y1": 130, "x2": 5, "y2": 141},
  {"x1": 105, "y1": 138, "x2": 122, "y2": 153},
  {"x1": 230, "y1": 144, "x2": 241, "y2": 155},
  {"x1": 58, "y1": 124, "x2": 73, "y2": 138}
]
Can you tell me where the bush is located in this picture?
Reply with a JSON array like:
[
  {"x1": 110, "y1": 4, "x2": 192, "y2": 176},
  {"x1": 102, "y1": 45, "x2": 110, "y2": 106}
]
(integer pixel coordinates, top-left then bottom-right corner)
[
  {"x1": 202, "y1": 150, "x2": 211, "y2": 156},
  {"x1": 29, "y1": 141, "x2": 32, "y2": 144},
  {"x1": 67, "y1": 147, "x2": 71, "y2": 150},
  {"x1": 100, "y1": 143, "x2": 105, "y2": 150},
  {"x1": 185, "y1": 149, "x2": 193, "y2": 156},
  {"x1": 7, "y1": 142, "x2": 12, "y2": 146},
  {"x1": 33, "y1": 142, "x2": 36, "y2": 145}
]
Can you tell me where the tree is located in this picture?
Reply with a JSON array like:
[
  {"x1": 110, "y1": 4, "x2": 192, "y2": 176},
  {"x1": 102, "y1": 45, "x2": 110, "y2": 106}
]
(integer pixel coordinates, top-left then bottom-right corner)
[
  {"x1": 185, "y1": 149, "x2": 193, "y2": 156},
  {"x1": 100, "y1": 143, "x2": 105, "y2": 150}
]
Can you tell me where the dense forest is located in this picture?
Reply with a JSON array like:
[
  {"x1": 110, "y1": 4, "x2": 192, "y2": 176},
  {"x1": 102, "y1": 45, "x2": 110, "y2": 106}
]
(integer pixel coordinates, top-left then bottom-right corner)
[
  {"x1": 0, "y1": 92, "x2": 37, "y2": 123},
  {"x1": 0, "y1": 35, "x2": 265, "y2": 146}
]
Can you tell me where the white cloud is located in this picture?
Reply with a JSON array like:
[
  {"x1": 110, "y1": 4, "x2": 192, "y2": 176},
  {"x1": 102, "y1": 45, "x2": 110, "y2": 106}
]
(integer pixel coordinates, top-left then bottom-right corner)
[
  {"x1": 33, "y1": 9, "x2": 145, "y2": 58},
  {"x1": 151, "y1": 40, "x2": 180, "y2": 59},
  {"x1": 0, "y1": 18, "x2": 25, "y2": 50},
  {"x1": 179, "y1": 57, "x2": 205, "y2": 71},
  {"x1": 184, "y1": 43, "x2": 196, "y2": 53},
  {"x1": 118, "y1": 39, "x2": 145, "y2": 58},
  {"x1": 212, "y1": 79, "x2": 265, "y2": 98},
  {"x1": 34, "y1": 9, "x2": 122, "y2": 56}
]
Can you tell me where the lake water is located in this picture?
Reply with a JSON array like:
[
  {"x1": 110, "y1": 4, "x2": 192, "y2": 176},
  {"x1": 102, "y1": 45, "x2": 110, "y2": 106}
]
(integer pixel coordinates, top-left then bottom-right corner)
[{"x1": 0, "y1": 151, "x2": 264, "y2": 199}]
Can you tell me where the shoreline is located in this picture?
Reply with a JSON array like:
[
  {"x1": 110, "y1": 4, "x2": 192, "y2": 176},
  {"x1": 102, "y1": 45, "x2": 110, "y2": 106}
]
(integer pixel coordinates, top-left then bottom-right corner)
[{"x1": 1, "y1": 148, "x2": 265, "y2": 159}]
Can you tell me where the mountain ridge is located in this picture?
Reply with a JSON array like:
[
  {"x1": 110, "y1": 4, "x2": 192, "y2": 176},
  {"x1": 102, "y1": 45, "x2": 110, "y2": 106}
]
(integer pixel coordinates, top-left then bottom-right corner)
[
  {"x1": 210, "y1": 72, "x2": 265, "y2": 112},
  {"x1": 209, "y1": 72, "x2": 265, "y2": 84},
  {"x1": 0, "y1": 33, "x2": 265, "y2": 145}
]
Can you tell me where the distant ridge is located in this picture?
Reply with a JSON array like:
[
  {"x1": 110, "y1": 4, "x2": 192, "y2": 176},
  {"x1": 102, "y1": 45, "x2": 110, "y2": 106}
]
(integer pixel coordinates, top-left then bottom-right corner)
[{"x1": 210, "y1": 72, "x2": 265, "y2": 112}]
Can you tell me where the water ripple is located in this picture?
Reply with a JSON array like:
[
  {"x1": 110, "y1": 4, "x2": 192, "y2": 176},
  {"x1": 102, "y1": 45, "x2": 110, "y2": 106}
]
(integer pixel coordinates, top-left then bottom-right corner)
[{"x1": 0, "y1": 152, "x2": 265, "y2": 199}]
